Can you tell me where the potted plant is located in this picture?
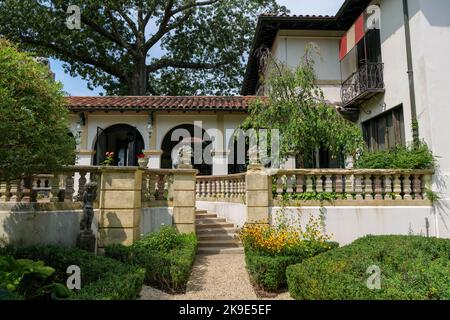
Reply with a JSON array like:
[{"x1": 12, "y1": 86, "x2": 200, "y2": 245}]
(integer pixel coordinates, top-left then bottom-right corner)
[
  {"x1": 101, "y1": 152, "x2": 115, "y2": 166},
  {"x1": 137, "y1": 153, "x2": 148, "y2": 168}
]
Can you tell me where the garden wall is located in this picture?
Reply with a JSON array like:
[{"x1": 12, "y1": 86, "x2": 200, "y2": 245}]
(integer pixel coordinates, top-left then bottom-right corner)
[
  {"x1": 0, "y1": 207, "x2": 99, "y2": 247},
  {"x1": 140, "y1": 207, "x2": 173, "y2": 236},
  {"x1": 269, "y1": 205, "x2": 447, "y2": 245}
]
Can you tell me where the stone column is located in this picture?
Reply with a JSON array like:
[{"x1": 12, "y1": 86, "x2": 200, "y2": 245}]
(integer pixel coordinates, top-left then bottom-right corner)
[
  {"x1": 97, "y1": 167, "x2": 142, "y2": 248},
  {"x1": 211, "y1": 150, "x2": 229, "y2": 176},
  {"x1": 283, "y1": 155, "x2": 296, "y2": 170},
  {"x1": 246, "y1": 164, "x2": 271, "y2": 224},
  {"x1": 172, "y1": 168, "x2": 198, "y2": 234},
  {"x1": 143, "y1": 150, "x2": 163, "y2": 169}
]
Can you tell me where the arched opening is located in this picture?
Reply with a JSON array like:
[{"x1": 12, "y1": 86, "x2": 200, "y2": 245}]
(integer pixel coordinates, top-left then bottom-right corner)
[
  {"x1": 161, "y1": 124, "x2": 212, "y2": 175},
  {"x1": 93, "y1": 124, "x2": 145, "y2": 166}
]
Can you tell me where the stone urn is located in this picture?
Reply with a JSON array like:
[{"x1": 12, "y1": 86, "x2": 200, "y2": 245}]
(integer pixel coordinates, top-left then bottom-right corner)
[{"x1": 138, "y1": 157, "x2": 149, "y2": 168}]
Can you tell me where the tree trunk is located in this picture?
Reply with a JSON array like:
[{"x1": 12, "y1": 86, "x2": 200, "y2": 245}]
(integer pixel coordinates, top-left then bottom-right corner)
[{"x1": 129, "y1": 56, "x2": 147, "y2": 96}]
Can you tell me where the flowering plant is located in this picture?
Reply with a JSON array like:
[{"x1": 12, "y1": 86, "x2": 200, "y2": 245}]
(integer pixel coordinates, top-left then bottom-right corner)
[
  {"x1": 137, "y1": 153, "x2": 145, "y2": 159},
  {"x1": 101, "y1": 151, "x2": 115, "y2": 166}
]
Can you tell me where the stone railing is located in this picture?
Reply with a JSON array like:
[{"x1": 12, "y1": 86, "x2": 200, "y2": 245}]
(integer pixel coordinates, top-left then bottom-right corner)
[
  {"x1": 271, "y1": 169, "x2": 434, "y2": 204},
  {"x1": 141, "y1": 169, "x2": 174, "y2": 205},
  {"x1": 196, "y1": 173, "x2": 246, "y2": 203},
  {"x1": 0, "y1": 166, "x2": 102, "y2": 204}
]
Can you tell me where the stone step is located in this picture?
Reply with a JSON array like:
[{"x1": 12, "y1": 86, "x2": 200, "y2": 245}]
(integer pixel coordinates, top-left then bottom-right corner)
[
  {"x1": 195, "y1": 209, "x2": 208, "y2": 214},
  {"x1": 195, "y1": 217, "x2": 226, "y2": 224},
  {"x1": 195, "y1": 222, "x2": 235, "y2": 229},
  {"x1": 197, "y1": 233, "x2": 238, "y2": 241},
  {"x1": 195, "y1": 213, "x2": 217, "y2": 219},
  {"x1": 198, "y1": 247, "x2": 244, "y2": 255},
  {"x1": 198, "y1": 240, "x2": 243, "y2": 248}
]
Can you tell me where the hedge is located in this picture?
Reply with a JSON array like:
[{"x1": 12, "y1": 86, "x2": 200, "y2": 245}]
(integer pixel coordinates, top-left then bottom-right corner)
[
  {"x1": 105, "y1": 227, "x2": 197, "y2": 293},
  {"x1": 244, "y1": 241, "x2": 338, "y2": 292},
  {"x1": 286, "y1": 235, "x2": 450, "y2": 300},
  {"x1": 0, "y1": 245, "x2": 145, "y2": 300}
]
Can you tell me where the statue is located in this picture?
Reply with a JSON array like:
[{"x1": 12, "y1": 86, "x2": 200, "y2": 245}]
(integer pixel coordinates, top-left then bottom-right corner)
[{"x1": 77, "y1": 182, "x2": 98, "y2": 252}]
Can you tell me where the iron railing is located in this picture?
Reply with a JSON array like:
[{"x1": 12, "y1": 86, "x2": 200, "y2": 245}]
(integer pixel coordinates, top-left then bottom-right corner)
[{"x1": 341, "y1": 62, "x2": 384, "y2": 107}]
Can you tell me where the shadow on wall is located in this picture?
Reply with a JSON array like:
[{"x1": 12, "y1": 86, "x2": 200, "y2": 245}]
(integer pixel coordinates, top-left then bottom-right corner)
[
  {"x1": 433, "y1": 166, "x2": 449, "y2": 237},
  {"x1": 102, "y1": 211, "x2": 127, "y2": 245}
]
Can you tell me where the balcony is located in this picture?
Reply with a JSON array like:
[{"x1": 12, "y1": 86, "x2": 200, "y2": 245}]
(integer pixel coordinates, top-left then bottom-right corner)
[{"x1": 341, "y1": 62, "x2": 385, "y2": 107}]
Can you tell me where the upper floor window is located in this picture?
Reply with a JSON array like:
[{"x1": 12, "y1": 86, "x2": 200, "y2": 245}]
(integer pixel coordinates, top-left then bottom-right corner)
[{"x1": 362, "y1": 105, "x2": 405, "y2": 152}]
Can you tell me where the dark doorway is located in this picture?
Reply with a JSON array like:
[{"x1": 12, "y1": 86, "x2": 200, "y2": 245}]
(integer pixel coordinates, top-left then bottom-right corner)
[
  {"x1": 161, "y1": 124, "x2": 212, "y2": 175},
  {"x1": 94, "y1": 124, "x2": 145, "y2": 166}
]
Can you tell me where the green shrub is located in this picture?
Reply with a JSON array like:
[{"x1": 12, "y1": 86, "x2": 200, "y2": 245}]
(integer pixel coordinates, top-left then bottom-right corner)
[
  {"x1": 105, "y1": 227, "x2": 198, "y2": 293},
  {"x1": 286, "y1": 235, "x2": 450, "y2": 300},
  {"x1": 356, "y1": 143, "x2": 435, "y2": 169},
  {"x1": 0, "y1": 245, "x2": 145, "y2": 300},
  {"x1": 244, "y1": 241, "x2": 338, "y2": 292}
]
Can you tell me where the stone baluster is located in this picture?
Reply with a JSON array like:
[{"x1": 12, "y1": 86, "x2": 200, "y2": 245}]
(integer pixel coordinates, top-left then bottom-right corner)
[
  {"x1": 148, "y1": 174, "x2": 156, "y2": 201},
  {"x1": 276, "y1": 176, "x2": 284, "y2": 199},
  {"x1": 364, "y1": 175, "x2": 373, "y2": 200},
  {"x1": 373, "y1": 175, "x2": 383, "y2": 200},
  {"x1": 141, "y1": 173, "x2": 149, "y2": 200},
  {"x1": 393, "y1": 174, "x2": 402, "y2": 200},
  {"x1": 206, "y1": 180, "x2": 212, "y2": 198},
  {"x1": 0, "y1": 181, "x2": 7, "y2": 202},
  {"x1": 403, "y1": 174, "x2": 413, "y2": 200},
  {"x1": 422, "y1": 174, "x2": 433, "y2": 201},
  {"x1": 335, "y1": 174, "x2": 343, "y2": 195},
  {"x1": 354, "y1": 175, "x2": 363, "y2": 200},
  {"x1": 413, "y1": 174, "x2": 423, "y2": 200},
  {"x1": 305, "y1": 175, "x2": 314, "y2": 193},
  {"x1": 295, "y1": 175, "x2": 304, "y2": 194},
  {"x1": 384, "y1": 175, "x2": 393, "y2": 200},
  {"x1": 286, "y1": 175, "x2": 295, "y2": 195},
  {"x1": 49, "y1": 175, "x2": 60, "y2": 202},
  {"x1": 195, "y1": 180, "x2": 200, "y2": 198},
  {"x1": 344, "y1": 174, "x2": 354, "y2": 200},
  {"x1": 77, "y1": 171, "x2": 87, "y2": 201},
  {"x1": 325, "y1": 175, "x2": 333, "y2": 193},
  {"x1": 20, "y1": 177, "x2": 35, "y2": 203},
  {"x1": 156, "y1": 174, "x2": 165, "y2": 200},
  {"x1": 226, "y1": 180, "x2": 232, "y2": 197},
  {"x1": 64, "y1": 173, "x2": 75, "y2": 202}
]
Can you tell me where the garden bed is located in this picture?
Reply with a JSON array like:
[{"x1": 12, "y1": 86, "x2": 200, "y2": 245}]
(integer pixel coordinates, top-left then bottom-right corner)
[
  {"x1": 286, "y1": 235, "x2": 450, "y2": 300},
  {"x1": 0, "y1": 245, "x2": 145, "y2": 300},
  {"x1": 105, "y1": 227, "x2": 198, "y2": 294}
]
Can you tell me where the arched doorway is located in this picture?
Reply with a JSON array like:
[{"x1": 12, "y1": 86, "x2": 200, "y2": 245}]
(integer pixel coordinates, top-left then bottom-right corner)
[
  {"x1": 93, "y1": 124, "x2": 145, "y2": 166},
  {"x1": 161, "y1": 124, "x2": 212, "y2": 175}
]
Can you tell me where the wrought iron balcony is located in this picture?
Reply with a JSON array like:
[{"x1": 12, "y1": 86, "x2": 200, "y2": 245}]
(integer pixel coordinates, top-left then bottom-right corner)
[{"x1": 341, "y1": 62, "x2": 385, "y2": 107}]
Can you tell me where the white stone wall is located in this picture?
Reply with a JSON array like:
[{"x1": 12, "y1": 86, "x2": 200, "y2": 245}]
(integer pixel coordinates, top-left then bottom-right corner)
[
  {"x1": 140, "y1": 207, "x2": 173, "y2": 236},
  {"x1": 196, "y1": 201, "x2": 247, "y2": 228},
  {"x1": 0, "y1": 209, "x2": 99, "y2": 247},
  {"x1": 270, "y1": 205, "x2": 446, "y2": 245}
]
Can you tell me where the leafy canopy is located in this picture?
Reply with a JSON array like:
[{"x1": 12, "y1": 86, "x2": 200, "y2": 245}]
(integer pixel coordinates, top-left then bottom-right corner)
[
  {"x1": 0, "y1": 0, "x2": 286, "y2": 95},
  {"x1": 242, "y1": 46, "x2": 364, "y2": 167},
  {"x1": 0, "y1": 39, "x2": 75, "y2": 181}
]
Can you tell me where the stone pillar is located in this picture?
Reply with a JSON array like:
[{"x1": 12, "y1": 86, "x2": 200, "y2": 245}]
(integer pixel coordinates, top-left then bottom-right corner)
[
  {"x1": 144, "y1": 150, "x2": 163, "y2": 169},
  {"x1": 172, "y1": 168, "x2": 198, "y2": 234},
  {"x1": 283, "y1": 155, "x2": 296, "y2": 170},
  {"x1": 246, "y1": 164, "x2": 271, "y2": 224},
  {"x1": 212, "y1": 150, "x2": 229, "y2": 176},
  {"x1": 97, "y1": 167, "x2": 142, "y2": 248}
]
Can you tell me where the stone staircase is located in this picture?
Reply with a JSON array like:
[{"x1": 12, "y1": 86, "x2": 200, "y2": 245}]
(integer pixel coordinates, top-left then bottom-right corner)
[{"x1": 195, "y1": 209, "x2": 243, "y2": 254}]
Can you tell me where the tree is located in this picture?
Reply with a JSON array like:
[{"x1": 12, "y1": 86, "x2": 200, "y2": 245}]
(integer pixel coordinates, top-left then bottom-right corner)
[
  {"x1": 0, "y1": 0, "x2": 285, "y2": 96},
  {"x1": 242, "y1": 46, "x2": 364, "y2": 168},
  {"x1": 0, "y1": 39, "x2": 76, "y2": 182}
]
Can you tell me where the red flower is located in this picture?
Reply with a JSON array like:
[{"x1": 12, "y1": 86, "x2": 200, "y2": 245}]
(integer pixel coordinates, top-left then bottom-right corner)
[{"x1": 137, "y1": 154, "x2": 145, "y2": 158}]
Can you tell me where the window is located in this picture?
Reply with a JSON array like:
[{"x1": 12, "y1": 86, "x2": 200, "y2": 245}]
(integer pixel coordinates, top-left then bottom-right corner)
[
  {"x1": 356, "y1": 29, "x2": 382, "y2": 66},
  {"x1": 362, "y1": 105, "x2": 405, "y2": 151}
]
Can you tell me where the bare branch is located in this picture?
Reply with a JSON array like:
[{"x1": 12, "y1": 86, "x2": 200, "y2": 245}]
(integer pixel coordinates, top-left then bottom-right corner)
[
  {"x1": 147, "y1": 57, "x2": 227, "y2": 73},
  {"x1": 171, "y1": 0, "x2": 221, "y2": 16}
]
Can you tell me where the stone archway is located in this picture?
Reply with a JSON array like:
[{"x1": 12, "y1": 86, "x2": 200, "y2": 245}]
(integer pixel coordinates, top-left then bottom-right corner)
[
  {"x1": 161, "y1": 124, "x2": 212, "y2": 175},
  {"x1": 93, "y1": 124, "x2": 145, "y2": 166}
]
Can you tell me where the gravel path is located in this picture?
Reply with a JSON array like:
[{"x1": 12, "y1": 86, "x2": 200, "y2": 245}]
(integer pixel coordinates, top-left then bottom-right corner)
[{"x1": 139, "y1": 254, "x2": 292, "y2": 300}]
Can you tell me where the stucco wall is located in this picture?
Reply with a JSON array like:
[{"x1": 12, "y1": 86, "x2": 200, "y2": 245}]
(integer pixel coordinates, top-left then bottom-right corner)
[
  {"x1": 0, "y1": 209, "x2": 99, "y2": 247},
  {"x1": 140, "y1": 207, "x2": 173, "y2": 236},
  {"x1": 270, "y1": 205, "x2": 446, "y2": 246}
]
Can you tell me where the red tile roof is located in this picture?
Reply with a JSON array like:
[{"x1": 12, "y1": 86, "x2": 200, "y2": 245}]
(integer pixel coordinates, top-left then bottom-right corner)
[{"x1": 66, "y1": 96, "x2": 261, "y2": 111}]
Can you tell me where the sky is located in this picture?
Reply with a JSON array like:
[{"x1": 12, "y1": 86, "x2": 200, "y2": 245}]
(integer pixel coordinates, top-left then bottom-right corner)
[{"x1": 51, "y1": 0, "x2": 345, "y2": 96}]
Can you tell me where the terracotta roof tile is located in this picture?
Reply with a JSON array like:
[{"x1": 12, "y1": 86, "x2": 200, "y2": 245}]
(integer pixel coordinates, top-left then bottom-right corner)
[{"x1": 66, "y1": 96, "x2": 262, "y2": 111}]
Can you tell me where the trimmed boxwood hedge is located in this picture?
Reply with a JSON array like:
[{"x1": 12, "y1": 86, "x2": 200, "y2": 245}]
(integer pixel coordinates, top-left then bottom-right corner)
[
  {"x1": 0, "y1": 245, "x2": 145, "y2": 300},
  {"x1": 244, "y1": 241, "x2": 338, "y2": 292},
  {"x1": 105, "y1": 227, "x2": 197, "y2": 293},
  {"x1": 286, "y1": 235, "x2": 450, "y2": 300}
]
